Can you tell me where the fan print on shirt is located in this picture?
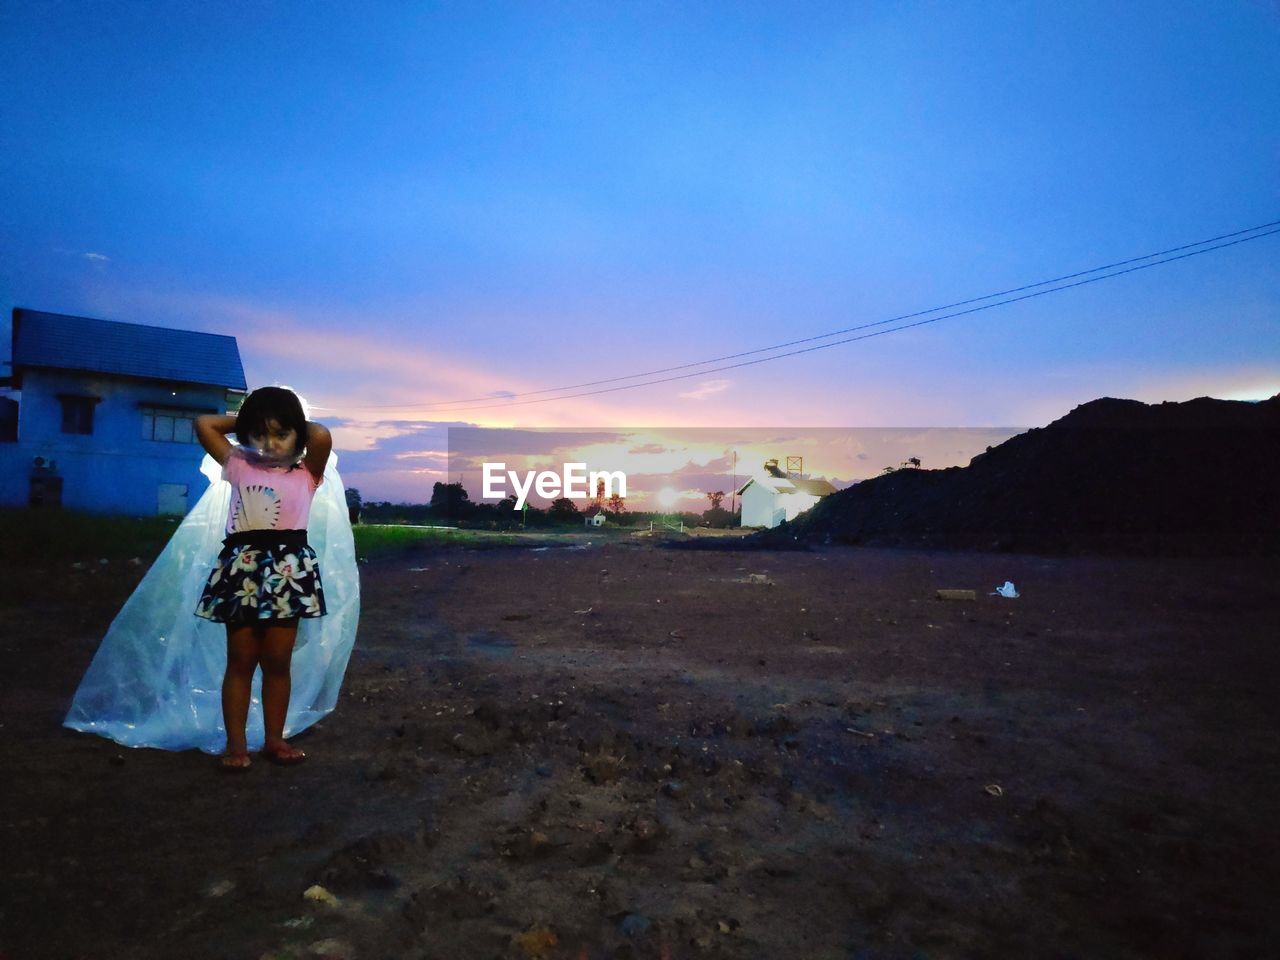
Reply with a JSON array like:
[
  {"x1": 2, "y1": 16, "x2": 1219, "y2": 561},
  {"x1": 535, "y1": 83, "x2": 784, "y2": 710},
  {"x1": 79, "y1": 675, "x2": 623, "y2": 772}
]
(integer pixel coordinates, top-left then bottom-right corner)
[{"x1": 229, "y1": 484, "x2": 281, "y2": 532}]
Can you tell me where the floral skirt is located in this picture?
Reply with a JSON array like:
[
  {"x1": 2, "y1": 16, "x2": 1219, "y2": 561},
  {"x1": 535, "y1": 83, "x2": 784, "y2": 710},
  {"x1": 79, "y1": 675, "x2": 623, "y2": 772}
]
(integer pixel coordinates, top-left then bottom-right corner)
[{"x1": 195, "y1": 530, "x2": 326, "y2": 623}]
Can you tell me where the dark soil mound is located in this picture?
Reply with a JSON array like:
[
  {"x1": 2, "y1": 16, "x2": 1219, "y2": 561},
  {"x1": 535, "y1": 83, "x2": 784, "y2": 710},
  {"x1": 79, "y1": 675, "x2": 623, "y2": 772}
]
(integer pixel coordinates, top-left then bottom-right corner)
[{"x1": 762, "y1": 395, "x2": 1280, "y2": 555}]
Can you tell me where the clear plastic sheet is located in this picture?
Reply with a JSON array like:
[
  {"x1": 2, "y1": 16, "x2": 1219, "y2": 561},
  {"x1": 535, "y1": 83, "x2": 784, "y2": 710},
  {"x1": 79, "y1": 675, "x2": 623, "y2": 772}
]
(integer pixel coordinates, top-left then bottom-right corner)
[{"x1": 63, "y1": 452, "x2": 360, "y2": 753}]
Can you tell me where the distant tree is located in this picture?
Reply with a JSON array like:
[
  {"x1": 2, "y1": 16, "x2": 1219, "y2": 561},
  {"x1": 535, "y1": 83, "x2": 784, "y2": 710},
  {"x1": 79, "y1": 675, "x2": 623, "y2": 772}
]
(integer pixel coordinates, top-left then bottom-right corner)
[
  {"x1": 881, "y1": 466, "x2": 896, "y2": 475},
  {"x1": 706, "y1": 490, "x2": 726, "y2": 510},
  {"x1": 606, "y1": 492, "x2": 625, "y2": 514},
  {"x1": 491, "y1": 494, "x2": 519, "y2": 529},
  {"x1": 344, "y1": 487, "x2": 363, "y2": 525},
  {"x1": 430, "y1": 481, "x2": 472, "y2": 520},
  {"x1": 902, "y1": 457, "x2": 922, "y2": 469},
  {"x1": 547, "y1": 497, "x2": 581, "y2": 524},
  {"x1": 702, "y1": 505, "x2": 733, "y2": 528}
]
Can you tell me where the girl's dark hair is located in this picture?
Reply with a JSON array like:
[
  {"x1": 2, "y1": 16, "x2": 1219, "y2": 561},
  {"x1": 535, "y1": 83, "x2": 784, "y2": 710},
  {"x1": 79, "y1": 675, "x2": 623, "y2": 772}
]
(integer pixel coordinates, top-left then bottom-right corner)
[{"x1": 234, "y1": 386, "x2": 307, "y2": 456}]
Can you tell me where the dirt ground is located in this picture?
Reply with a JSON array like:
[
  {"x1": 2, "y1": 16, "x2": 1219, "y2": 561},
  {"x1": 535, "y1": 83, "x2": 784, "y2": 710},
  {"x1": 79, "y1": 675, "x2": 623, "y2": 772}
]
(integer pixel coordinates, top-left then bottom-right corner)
[{"x1": 3, "y1": 540, "x2": 1279, "y2": 960}]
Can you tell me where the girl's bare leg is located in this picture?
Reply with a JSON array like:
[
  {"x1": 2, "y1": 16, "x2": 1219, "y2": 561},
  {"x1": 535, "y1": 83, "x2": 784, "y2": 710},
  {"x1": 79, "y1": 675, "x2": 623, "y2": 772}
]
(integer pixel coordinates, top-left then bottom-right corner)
[
  {"x1": 260, "y1": 618, "x2": 303, "y2": 760},
  {"x1": 223, "y1": 623, "x2": 262, "y2": 761}
]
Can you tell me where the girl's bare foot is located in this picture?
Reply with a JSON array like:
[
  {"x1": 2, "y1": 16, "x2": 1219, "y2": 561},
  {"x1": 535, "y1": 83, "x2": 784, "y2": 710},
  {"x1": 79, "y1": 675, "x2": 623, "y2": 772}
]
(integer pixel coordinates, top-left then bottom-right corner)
[
  {"x1": 219, "y1": 751, "x2": 252, "y2": 772},
  {"x1": 262, "y1": 741, "x2": 306, "y2": 765}
]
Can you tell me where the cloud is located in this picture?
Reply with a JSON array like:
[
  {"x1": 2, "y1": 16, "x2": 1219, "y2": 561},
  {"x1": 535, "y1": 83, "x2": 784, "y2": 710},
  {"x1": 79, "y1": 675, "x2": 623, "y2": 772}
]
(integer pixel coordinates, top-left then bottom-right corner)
[
  {"x1": 447, "y1": 428, "x2": 628, "y2": 458},
  {"x1": 392, "y1": 449, "x2": 451, "y2": 461},
  {"x1": 319, "y1": 420, "x2": 1023, "y2": 503},
  {"x1": 323, "y1": 419, "x2": 452, "y2": 481},
  {"x1": 341, "y1": 467, "x2": 449, "y2": 503},
  {"x1": 93, "y1": 288, "x2": 916, "y2": 429},
  {"x1": 83, "y1": 252, "x2": 110, "y2": 262},
  {"x1": 207, "y1": 300, "x2": 681, "y2": 428},
  {"x1": 678, "y1": 379, "x2": 732, "y2": 400}
]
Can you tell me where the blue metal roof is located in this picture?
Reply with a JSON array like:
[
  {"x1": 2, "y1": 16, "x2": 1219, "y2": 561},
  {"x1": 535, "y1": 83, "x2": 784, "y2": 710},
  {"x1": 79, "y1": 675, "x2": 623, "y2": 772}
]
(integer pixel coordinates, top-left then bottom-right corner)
[{"x1": 12, "y1": 308, "x2": 246, "y2": 390}]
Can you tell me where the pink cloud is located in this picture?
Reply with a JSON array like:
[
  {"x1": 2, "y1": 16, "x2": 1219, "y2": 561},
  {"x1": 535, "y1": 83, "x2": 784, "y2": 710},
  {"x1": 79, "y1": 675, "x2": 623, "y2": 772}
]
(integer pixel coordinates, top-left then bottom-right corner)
[{"x1": 678, "y1": 379, "x2": 732, "y2": 400}]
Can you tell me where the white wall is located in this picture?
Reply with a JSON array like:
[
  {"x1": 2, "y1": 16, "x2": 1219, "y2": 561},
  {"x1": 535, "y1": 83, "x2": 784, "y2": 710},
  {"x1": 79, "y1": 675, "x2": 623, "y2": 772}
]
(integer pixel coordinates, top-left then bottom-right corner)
[
  {"x1": 780, "y1": 492, "x2": 821, "y2": 522},
  {"x1": 739, "y1": 483, "x2": 824, "y2": 528},
  {"x1": 740, "y1": 481, "x2": 784, "y2": 528}
]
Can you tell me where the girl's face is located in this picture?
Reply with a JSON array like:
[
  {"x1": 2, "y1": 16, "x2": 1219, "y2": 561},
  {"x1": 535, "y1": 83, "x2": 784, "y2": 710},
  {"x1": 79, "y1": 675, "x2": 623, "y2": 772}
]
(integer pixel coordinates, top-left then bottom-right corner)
[{"x1": 248, "y1": 417, "x2": 299, "y2": 462}]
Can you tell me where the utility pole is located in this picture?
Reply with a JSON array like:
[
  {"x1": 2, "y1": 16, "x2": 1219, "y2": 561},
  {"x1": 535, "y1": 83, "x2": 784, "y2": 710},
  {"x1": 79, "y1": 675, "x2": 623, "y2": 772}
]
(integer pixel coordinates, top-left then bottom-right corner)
[{"x1": 731, "y1": 450, "x2": 737, "y2": 524}]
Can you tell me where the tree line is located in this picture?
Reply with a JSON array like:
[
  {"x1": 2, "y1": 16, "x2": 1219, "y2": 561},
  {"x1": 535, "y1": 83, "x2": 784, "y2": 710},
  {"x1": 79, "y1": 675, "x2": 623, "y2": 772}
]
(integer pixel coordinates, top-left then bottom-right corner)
[{"x1": 348, "y1": 483, "x2": 740, "y2": 530}]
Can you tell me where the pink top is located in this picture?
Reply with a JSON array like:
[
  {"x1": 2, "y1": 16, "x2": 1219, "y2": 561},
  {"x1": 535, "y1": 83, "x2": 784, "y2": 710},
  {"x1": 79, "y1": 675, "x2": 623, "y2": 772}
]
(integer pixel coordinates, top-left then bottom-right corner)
[{"x1": 222, "y1": 448, "x2": 322, "y2": 534}]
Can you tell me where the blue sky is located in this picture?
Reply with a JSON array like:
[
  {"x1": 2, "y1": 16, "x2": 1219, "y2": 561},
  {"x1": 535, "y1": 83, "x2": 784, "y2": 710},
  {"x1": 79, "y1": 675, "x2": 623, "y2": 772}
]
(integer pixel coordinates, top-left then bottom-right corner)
[{"x1": 2, "y1": 1, "x2": 1277, "y2": 501}]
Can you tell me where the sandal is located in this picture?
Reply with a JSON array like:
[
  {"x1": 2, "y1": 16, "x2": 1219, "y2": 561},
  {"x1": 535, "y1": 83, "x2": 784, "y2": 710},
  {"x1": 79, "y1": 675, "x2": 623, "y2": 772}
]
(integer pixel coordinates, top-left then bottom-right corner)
[
  {"x1": 262, "y1": 742, "x2": 307, "y2": 766},
  {"x1": 219, "y1": 751, "x2": 252, "y2": 772}
]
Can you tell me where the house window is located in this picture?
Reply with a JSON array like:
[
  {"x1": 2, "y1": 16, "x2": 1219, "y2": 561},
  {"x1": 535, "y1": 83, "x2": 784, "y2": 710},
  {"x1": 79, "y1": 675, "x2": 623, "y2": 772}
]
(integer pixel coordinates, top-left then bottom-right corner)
[
  {"x1": 141, "y1": 406, "x2": 202, "y2": 443},
  {"x1": 59, "y1": 396, "x2": 97, "y2": 435},
  {"x1": 0, "y1": 396, "x2": 16, "y2": 442}
]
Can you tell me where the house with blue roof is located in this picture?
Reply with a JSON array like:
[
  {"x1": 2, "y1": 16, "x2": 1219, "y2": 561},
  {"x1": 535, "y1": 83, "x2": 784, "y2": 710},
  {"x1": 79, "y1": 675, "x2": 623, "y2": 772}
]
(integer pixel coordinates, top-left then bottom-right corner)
[{"x1": 0, "y1": 308, "x2": 246, "y2": 514}]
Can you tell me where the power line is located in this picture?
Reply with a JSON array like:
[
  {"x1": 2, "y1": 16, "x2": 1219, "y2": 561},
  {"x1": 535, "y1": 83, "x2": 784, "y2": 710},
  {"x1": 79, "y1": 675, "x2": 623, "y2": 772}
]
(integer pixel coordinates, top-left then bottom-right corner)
[
  {"x1": 381, "y1": 225, "x2": 1280, "y2": 413},
  {"x1": 336, "y1": 220, "x2": 1280, "y2": 413},
  {"x1": 352, "y1": 219, "x2": 1280, "y2": 410}
]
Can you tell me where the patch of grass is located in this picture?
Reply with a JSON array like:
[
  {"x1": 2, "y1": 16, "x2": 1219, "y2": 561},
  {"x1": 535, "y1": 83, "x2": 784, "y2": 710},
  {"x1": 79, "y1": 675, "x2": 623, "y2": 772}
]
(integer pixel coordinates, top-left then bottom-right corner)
[
  {"x1": 0, "y1": 507, "x2": 179, "y2": 566},
  {"x1": 352, "y1": 524, "x2": 513, "y2": 557},
  {"x1": 348, "y1": 524, "x2": 623, "y2": 557},
  {"x1": 0, "y1": 512, "x2": 561, "y2": 570}
]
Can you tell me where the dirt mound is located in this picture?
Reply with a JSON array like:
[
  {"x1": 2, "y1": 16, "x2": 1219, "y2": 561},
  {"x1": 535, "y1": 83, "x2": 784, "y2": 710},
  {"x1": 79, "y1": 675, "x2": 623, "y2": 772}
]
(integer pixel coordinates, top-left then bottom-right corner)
[{"x1": 764, "y1": 394, "x2": 1280, "y2": 555}]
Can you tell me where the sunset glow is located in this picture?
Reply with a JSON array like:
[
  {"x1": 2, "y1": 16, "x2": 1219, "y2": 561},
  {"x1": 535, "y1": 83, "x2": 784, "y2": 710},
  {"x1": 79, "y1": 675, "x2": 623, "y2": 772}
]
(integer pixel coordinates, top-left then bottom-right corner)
[{"x1": 1, "y1": 3, "x2": 1275, "y2": 502}]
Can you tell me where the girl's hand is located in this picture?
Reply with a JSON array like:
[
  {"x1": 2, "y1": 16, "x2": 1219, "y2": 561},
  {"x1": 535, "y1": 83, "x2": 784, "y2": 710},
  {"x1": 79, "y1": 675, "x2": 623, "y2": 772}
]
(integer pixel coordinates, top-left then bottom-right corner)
[
  {"x1": 194, "y1": 414, "x2": 237, "y2": 464},
  {"x1": 303, "y1": 421, "x2": 332, "y2": 483}
]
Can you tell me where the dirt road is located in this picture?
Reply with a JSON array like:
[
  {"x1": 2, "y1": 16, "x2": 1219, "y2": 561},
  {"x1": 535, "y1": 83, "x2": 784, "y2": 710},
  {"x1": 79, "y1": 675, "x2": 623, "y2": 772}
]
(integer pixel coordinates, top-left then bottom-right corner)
[{"x1": 3, "y1": 542, "x2": 1278, "y2": 959}]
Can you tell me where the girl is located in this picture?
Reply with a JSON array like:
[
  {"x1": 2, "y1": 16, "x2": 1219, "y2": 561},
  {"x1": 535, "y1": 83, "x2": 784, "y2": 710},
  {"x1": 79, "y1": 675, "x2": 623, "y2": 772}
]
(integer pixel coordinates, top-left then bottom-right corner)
[
  {"x1": 64, "y1": 387, "x2": 360, "y2": 767},
  {"x1": 194, "y1": 386, "x2": 331, "y2": 770}
]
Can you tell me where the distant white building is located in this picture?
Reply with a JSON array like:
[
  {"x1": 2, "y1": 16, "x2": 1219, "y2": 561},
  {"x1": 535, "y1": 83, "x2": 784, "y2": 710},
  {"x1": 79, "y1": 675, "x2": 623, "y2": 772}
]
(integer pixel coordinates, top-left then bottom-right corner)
[
  {"x1": 736, "y1": 458, "x2": 837, "y2": 528},
  {"x1": 0, "y1": 308, "x2": 246, "y2": 515}
]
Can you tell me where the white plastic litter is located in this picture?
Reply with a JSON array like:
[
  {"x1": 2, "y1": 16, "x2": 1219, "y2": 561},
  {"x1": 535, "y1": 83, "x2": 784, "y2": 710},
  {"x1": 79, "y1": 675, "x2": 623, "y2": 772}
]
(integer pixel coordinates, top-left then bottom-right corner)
[
  {"x1": 992, "y1": 581, "x2": 1020, "y2": 598},
  {"x1": 63, "y1": 451, "x2": 361, "y2": 753}
]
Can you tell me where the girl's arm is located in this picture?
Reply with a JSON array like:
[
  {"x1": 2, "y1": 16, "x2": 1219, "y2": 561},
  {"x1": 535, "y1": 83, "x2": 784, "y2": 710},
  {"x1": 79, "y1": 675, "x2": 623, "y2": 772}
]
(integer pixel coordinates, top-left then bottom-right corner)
[
  {"x1": 194, "y1": 414, "x2": 237, "y2": 465},
  {"x1": 303, "y1": 421, "x2": 332, "y2": 483}
]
